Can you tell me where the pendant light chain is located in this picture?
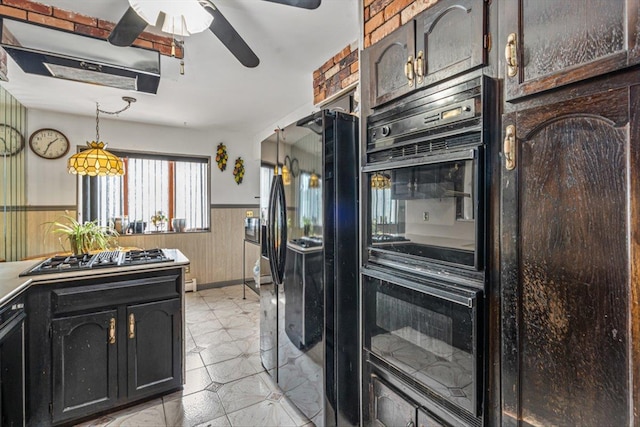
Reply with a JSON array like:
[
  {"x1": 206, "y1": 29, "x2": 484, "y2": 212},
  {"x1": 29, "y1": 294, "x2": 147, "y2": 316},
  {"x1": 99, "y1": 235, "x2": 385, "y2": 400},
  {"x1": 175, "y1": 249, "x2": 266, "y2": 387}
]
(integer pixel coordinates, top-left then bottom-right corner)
[{"x1": 96, "y1": 103, "x2": 100, "y2": 142}]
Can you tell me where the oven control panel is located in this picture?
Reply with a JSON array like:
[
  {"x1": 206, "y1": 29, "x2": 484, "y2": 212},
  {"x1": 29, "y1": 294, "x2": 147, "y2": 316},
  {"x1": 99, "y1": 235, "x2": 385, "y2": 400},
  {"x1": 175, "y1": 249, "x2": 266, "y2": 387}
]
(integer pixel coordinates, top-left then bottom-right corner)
[{"x1": 368, "y1": 98, "x2": 476, "y2": 149}]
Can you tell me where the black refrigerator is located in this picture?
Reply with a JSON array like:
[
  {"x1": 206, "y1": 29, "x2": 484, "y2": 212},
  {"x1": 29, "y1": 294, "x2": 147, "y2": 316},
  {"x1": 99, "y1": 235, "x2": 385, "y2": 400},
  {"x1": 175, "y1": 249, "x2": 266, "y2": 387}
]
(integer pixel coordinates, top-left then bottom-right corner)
[{"x1": 260, "y1": 110, "x2": 359, "y2": 427}]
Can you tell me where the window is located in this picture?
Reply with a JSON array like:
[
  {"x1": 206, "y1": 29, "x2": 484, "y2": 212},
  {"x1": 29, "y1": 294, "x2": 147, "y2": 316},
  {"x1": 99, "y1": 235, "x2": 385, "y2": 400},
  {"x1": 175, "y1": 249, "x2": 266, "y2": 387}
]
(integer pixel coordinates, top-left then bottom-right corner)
[
  {"x1": 79, "y1": 150, "x2": 210, "y2": 232},
  {"x1": 298, "y1": 171, "x2": 322, "y2": 228}
]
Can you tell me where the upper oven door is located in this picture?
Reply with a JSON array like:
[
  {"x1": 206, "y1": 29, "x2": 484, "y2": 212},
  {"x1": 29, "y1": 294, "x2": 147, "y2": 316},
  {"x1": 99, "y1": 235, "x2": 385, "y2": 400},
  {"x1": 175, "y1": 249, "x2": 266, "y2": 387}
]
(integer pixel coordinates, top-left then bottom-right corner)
[{"x1": 363, "y1": 146, "x2": 483, "y2": 270}]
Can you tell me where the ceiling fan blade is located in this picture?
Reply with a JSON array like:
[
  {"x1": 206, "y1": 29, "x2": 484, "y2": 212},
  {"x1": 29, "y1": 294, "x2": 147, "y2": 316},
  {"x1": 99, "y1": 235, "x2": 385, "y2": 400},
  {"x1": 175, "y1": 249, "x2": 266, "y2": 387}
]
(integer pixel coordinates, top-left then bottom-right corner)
[
  {"x1": 262, "y1": 0, "x2": 321, "y2": 9},
  {"x1": 202, "y1": 2, "x2": 260, "y2": 68},
  {"x1": 108, "y1": 7, "x2": 148, "y2": 47}
]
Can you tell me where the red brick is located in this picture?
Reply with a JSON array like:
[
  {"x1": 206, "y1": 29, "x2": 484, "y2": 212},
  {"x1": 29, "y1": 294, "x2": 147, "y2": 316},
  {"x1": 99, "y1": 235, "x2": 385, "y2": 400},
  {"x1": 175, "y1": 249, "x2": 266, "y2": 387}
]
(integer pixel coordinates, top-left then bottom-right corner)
[
  {"x1": 341, "y1": 72, "x2": 358, "y2": 89},
  {"x1": 313, "y1": 69, "x2": 321, "y2": 80},
  {"x1": 364, "y1": 10, "x2": 384, "y2": 36},
  {"x1": 339, "y1": 50, "x2": 358, "y2": 68},
  {"x1": 74, "y1": 23, "x2": 109, "y2": 39},
  {"x1": 364, "y1": 33, "x2": 371, "y2": 49},
  {"x1": 97, "y1": 19, "x2": 115, "y2": 31},
  {"x1": 364, "y1": 6, "x2": 370, "y2": 21},
  {"x1": 53, "y1": 8, "x2": 96, "y2": 26},
  {"x1": 350, "y1": 61, "x2": 359, "y2": 74},
  {"x1": 314, "y1": 90, "x2": 326, "y2": 105},
  {"x1": 384, "y1": 0, "x2": 414, "y2": 21},
  {"x1": 370, "y1": 14, "x2": 400, "y2": 45},
  {"x1": 3, "y1": 0, "x2": 50, "y2": 15},
  {"x1": 363, "y1": 0, "x2": 376, "y2": 6},
  {"x1": 27, "y1": 12, "x2": 73, "y2": 31},
  {"x1": 324, "y1": 63, "x2": 340, "y2": 79},
  {"x1": 0, "y1": 4, "x2": 26, "y2": 19},
  {"x1": 153, "y1": 42, "x2": 182, "y2": 58},
  {"x1": 139, "y1": 31, "x2": 173, "y2": 45},
  {"x1": 333, "y1": 44, "x2": 351, "y2": 63},
  {"x1": 370, "y1": 0, "x2": 393, "y2": 17},
  {"x1": 313, "y1": 74, "x2": 323, "y2": 88},
  {"x1": 320, "y1": 57, "x2": 334, "y2": 74},
  {"x1": 132, "y1": 38, "x2": 153, "y2": 49}
]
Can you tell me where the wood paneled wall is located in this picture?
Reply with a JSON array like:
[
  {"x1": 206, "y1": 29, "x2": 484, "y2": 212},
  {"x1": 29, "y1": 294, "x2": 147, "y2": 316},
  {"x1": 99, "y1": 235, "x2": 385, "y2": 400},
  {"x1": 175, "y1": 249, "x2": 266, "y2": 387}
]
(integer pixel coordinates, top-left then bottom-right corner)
[{"x1": 25, "y1": 206, "x2": 260, "y2": 287}]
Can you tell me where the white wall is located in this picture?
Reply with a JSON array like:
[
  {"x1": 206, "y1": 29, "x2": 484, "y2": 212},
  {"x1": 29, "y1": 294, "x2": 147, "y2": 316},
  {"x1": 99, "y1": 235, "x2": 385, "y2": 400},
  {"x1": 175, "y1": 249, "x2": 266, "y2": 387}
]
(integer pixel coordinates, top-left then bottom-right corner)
[{"x1": 26, "y1": 109, "x2": 260, "y2": 206}]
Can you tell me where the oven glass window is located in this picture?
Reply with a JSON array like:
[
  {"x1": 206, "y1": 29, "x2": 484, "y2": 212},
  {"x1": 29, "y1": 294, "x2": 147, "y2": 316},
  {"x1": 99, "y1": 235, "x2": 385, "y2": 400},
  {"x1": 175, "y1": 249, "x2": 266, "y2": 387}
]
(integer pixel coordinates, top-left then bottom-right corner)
[
  {"x1": 364, "y1": 276, "x2": 480, "y2": 414},
  {"x1": 369, "y1": 158, "x2": 477, "y2": 267}
]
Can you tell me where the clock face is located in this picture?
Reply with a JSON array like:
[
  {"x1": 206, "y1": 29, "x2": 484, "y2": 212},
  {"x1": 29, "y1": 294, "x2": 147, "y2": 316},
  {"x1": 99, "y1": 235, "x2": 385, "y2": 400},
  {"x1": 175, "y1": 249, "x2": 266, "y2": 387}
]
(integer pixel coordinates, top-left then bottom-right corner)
[
  {"x1": 29, "y1": 128, "x2": 70, "y2": 159},
  {"x1": 0, "y1": 124, "x2": 24, "y2": 156}
]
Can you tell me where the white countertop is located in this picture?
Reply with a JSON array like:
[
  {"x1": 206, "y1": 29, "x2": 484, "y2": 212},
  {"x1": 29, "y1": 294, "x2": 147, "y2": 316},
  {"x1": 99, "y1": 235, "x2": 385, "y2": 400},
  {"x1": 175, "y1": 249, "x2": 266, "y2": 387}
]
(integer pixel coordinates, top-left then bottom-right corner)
[{"x1": 0, "y1": 249, "x2": 190, "y2": 306}]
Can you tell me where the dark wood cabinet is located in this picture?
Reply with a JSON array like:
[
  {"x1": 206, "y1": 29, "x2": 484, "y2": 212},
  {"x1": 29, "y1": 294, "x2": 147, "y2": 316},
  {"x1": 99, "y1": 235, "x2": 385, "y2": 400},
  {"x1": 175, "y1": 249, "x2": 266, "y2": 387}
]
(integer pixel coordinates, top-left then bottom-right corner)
[
  {"x1": 366, "y1": 22, "x2": 416, "y2": 108},
  {"x1": 26, "y1": 269, "x2": 183, "y2": 426},
  {"x1": 127, "y1": 298, "x2": 181, "y2": 399},
  {"x1": 365, "y1": 0, "x2": 487, "y2": 108},
  {"x1": 501, "y1": 0, "x2": 640, "y2": 101},
  {"x1": 500, "y1": 86, "x2": 636, "y2": 426},
  {"x1": 0, "y1": 294, "x2": 26, "y2": 427},
  {"x1": 51, "y1": 310, "x2": 118, "y2": 424},
  {"x1": 414, "y1": 0, "x2": 486, "y2": 89}
]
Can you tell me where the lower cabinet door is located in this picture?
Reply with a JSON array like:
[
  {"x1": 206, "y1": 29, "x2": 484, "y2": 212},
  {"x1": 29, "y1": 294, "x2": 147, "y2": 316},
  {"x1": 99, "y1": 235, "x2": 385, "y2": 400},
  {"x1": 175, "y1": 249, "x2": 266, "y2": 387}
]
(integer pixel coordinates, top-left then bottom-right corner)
[
  {"x1": 127, "y1": 298, "x2": 182, "y2": 399},
  {"x1": 51, "y1": 310, "x2": 118, "y2": 424},
  {"x1": 371, "y1": 375, "x2": 417, "y2": 427}
]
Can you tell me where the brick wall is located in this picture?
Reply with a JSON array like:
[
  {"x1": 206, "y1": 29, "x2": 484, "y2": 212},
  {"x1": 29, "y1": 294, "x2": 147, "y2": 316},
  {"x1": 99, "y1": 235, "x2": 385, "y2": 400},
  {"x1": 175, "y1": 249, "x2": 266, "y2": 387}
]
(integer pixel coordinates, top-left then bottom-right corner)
[
  {"x1": 364, "y1": 0, "x2": 438, "y2": 48},
  {"x1": 313, "y1": 41, "x2": 359, "y2": 106},
  {"x1": 313, "y1": 0, "x2": 440, "y2": 105},
  {"x1": 0, "y1": 0, "x2": 182, "y2": 57}
]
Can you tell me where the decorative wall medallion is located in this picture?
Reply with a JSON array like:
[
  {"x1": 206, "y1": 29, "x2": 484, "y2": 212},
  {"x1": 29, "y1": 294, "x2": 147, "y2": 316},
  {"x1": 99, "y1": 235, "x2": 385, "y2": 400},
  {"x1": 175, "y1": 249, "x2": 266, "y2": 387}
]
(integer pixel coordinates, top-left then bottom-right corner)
[
  {"x1": 233, "y1": 157, "x2": 244, "y2": 184},
  {"x1": 216, "y1": 143, "x2": 228, "y2": 171}
]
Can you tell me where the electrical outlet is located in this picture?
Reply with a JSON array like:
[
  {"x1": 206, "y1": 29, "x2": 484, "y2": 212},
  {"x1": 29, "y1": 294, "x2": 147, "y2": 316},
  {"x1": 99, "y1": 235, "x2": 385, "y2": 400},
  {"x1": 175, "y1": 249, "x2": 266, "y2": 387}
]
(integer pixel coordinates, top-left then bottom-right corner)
[
  {"x1": 246, "y1": 210, "x2": 254, "y2": 218},
  {"x1": 423, "y1": 212, "x2": 429, "y2": 221}
]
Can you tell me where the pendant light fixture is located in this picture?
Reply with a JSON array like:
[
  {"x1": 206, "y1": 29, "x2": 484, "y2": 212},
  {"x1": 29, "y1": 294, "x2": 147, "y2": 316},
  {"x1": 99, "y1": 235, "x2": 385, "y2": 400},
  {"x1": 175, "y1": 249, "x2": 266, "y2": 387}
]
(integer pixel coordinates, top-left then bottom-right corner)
[
  {"x1": 68, "y1": 97, "x2": 135, "y2": 177},
  {"x1": 308, "y1": 171, "x2": 320, "y2": 188}
]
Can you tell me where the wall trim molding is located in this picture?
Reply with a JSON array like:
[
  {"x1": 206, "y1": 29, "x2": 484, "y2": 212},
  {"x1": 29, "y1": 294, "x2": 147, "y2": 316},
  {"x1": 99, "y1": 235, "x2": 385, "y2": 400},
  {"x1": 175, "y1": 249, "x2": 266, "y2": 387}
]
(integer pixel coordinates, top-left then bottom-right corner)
[
  {"x1": 24, "y1": 205, "x2": 76, "y2": 212},
  {"x1": 210, "y1": 204, "x2": 259, "y2": 209}
]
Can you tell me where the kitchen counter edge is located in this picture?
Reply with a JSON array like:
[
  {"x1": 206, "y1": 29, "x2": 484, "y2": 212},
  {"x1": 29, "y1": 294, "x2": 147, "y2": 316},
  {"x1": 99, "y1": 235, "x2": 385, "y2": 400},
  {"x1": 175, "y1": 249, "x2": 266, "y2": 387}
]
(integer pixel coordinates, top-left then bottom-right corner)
[{"x1": 0, "y1": 249, "x2": 190, "y2": 306}]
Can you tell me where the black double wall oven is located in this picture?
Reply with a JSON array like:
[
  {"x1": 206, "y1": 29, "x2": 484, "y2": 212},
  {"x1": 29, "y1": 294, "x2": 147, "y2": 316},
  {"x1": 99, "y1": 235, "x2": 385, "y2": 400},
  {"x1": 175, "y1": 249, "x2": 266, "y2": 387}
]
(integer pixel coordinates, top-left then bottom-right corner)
[{"x1": 362, "y1": 75, "x2": 494, "y2": 427}]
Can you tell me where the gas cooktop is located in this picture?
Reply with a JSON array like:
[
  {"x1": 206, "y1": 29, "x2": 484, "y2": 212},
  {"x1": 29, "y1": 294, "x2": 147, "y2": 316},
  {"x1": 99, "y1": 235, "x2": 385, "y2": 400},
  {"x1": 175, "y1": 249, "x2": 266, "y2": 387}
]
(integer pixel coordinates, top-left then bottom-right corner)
[{"x1": 20, "y1": 248, "x2": 173, "y2": 276}]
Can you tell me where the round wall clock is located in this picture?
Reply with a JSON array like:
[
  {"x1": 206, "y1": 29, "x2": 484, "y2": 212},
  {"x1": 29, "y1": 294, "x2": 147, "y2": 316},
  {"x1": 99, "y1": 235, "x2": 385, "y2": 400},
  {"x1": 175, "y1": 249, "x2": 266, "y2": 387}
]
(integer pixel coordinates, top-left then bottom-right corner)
[
  {"x1": 0, "y1": 124, "x2": 24, "y2": 156},
  {"x1": 29, "y1": 128, "x2": 70, "y2": 159}
]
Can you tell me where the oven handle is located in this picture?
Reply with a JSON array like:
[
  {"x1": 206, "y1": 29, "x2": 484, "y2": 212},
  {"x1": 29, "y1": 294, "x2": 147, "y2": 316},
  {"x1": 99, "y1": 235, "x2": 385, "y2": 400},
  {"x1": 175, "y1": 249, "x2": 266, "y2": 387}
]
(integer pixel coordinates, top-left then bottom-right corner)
[
  {"x1": 362, "y1": 148, "x2": 476, "y2": 172},
  {"x1": 362, "y1": 267, "x2": 479, "y2": 308}
]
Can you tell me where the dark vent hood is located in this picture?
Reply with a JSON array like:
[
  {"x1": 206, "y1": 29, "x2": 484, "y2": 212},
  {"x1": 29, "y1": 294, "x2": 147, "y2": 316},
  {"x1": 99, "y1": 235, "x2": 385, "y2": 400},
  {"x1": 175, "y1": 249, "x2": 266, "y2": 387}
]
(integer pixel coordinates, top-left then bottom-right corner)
[{"x1": 0, "y1": 18, "x2": 160, "y2": 94}]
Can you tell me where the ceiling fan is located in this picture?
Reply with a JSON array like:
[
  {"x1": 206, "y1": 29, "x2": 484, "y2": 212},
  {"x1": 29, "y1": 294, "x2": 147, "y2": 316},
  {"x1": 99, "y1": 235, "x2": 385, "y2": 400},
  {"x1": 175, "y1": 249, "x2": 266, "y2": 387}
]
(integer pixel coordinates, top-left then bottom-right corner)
[{"x1": 108, "y1": 0, "x2": 322, "y2": 68}]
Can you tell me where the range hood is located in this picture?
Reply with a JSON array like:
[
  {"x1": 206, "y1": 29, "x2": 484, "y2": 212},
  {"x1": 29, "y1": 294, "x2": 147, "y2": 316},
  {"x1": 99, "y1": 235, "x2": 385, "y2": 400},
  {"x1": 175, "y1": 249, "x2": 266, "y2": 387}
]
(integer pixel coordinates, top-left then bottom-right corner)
[{"x1": 0, "y1": 18, "x2": 160, "y2": 94}]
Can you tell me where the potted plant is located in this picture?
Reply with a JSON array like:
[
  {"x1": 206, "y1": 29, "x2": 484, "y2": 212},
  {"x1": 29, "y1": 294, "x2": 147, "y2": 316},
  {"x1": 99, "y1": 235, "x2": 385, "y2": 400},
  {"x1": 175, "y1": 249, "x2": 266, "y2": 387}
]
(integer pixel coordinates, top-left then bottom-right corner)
[
  {"x1": 46, "y1": 214, "x2": 118, "y2": 255},
  {"x1": 150, "y1": 211, "x2": 168, "y2": 232}
]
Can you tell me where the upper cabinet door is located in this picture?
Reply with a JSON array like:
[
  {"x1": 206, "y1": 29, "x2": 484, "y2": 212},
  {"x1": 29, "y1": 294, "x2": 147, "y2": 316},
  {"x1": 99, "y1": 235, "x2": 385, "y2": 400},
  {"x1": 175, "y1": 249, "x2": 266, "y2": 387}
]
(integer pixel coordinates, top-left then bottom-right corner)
[
  {"x1": 366, "y1": 21, "x2": 416, "y2": 108},
  {"x1": 503, "y1": 0, "x2": 639, "y2": 101},
  {"x1": 415, "y1": 0, "x2": 487, "y2": 89}
]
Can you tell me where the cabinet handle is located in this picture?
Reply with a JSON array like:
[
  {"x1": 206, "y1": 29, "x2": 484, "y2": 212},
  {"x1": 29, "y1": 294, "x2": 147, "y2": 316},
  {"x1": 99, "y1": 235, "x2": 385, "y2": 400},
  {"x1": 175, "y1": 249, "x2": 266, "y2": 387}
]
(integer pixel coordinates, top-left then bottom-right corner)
[
  {"x1": 129, "y1": 313, "x2": 135, "y2": 339},
  {"x1": 414, "y1": 50, "x2": 424, "y2": 85},
  {"x1": 108, "y1": 318, "x2": 116, "y2": 344},
  {"x1": 504, "y1": 125, "x2": 516, "y2": 170},
  {"x1": 405, "y1": 55, "x2": 415, "y2": 86},
  {"x1": 505, "y1": 33, "x2": 518, "y2": 77}
]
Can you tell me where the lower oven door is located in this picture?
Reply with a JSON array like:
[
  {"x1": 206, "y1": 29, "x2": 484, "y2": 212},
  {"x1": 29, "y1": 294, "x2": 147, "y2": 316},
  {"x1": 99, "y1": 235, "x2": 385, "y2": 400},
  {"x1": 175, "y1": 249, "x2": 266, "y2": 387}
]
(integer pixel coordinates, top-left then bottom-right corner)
[{"x1": 363, "y1": 267, "x2": 482, "y2": 416}]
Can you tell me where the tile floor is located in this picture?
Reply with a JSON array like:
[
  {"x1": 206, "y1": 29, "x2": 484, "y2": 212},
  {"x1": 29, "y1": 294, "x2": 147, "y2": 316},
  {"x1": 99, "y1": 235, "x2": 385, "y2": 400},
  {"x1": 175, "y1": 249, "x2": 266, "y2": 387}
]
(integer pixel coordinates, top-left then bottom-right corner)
[{"x1": 77, "y1": 284, "x2": 313, "y2": 427}]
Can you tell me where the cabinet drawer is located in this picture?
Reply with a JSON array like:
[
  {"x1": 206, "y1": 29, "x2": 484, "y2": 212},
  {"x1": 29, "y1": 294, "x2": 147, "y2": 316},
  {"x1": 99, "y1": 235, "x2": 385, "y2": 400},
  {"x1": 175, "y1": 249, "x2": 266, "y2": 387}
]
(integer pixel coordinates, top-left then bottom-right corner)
[{"x1": 52, "y1": 275, "x2": 180, "y2": 314}]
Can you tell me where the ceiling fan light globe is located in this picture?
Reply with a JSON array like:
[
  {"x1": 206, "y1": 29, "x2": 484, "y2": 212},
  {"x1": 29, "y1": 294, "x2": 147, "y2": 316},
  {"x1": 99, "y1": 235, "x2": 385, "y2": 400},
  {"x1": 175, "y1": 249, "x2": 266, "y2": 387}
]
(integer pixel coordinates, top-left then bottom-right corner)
[{"x1": 128, "y1": 0, "x2": 213, "y2": 36}]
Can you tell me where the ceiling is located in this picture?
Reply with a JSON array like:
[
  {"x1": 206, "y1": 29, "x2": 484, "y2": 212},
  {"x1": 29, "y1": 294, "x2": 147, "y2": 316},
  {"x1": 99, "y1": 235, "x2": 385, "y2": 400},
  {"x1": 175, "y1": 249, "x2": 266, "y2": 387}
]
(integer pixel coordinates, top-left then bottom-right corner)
[{"x1": 0, "y1": 0, "x2": 359, "y2": 135}]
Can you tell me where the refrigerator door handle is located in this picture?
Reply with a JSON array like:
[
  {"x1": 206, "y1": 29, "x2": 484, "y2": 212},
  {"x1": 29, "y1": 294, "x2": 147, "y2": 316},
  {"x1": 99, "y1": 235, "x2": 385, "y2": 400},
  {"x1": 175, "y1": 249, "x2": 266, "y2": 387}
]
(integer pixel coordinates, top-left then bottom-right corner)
[{"x1": 267, "y1": 175, "x2": 287, "y2": 285}]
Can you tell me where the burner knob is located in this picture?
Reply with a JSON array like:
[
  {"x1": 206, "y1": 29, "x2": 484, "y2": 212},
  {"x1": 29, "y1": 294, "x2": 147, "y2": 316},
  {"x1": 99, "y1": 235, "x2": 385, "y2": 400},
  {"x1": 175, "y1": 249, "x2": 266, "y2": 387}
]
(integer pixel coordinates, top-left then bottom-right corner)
[{"x1": 381, "y1": 125, "x2": 391, "y2": 137}]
